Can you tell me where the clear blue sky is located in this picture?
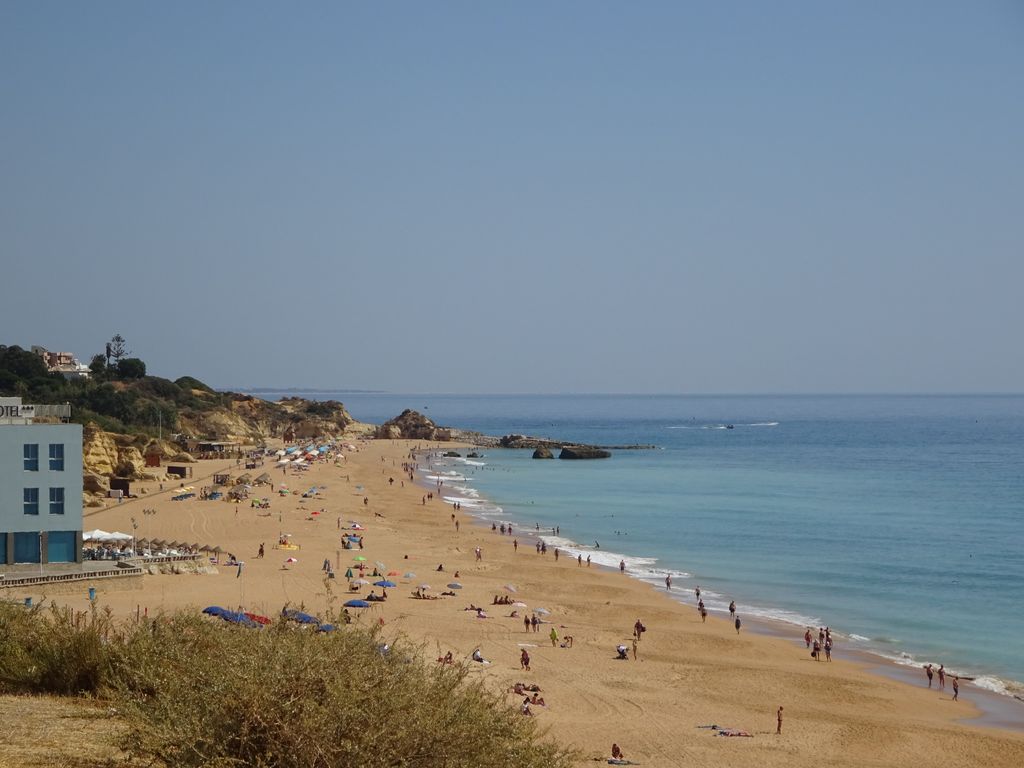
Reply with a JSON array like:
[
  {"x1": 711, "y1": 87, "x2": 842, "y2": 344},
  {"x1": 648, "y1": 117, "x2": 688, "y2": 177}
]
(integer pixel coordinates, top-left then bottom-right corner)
[{"x1": 2, "y1": 2, "x2": 1022, "y2": 393}]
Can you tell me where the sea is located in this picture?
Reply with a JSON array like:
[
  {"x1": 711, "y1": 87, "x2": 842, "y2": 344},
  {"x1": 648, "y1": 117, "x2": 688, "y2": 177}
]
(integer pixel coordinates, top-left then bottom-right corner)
[{"x1": 261, "y1": 393, "x2": 1024, "y2": 701}]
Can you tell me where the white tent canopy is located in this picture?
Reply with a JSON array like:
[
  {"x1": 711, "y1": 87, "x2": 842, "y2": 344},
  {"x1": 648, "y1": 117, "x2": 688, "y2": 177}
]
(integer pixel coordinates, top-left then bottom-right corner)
[{"x1": 83, "y1": 530, "x2": 132, "y2": 543}]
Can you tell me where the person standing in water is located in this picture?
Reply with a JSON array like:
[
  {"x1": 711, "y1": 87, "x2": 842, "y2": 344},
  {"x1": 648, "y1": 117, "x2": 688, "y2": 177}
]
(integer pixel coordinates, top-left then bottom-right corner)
[
  {"x1": 729, "y1": 600, "x2": 736, "y2": 620},
  {"x1": 938, "y1": 665, "x2": 946, "y2": 690},
  {"x1": 952, "y1": 676, "x2": 959, "y2": 700},
  {"x1": 665, "y1": 574, "x2": 672, "y2": 590}
]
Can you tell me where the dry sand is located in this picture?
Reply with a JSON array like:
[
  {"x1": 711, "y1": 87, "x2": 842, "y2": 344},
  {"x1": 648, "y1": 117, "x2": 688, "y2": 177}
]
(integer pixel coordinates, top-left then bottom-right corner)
[{"x1": 10, "y1": 438, "x2": 1024, "y2": 767}]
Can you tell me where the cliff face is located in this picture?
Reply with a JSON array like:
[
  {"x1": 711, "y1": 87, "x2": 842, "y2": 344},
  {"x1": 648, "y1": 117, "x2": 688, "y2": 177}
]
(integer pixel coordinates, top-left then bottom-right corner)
[
  {"x1": 177, "y1": 395, "x2": 358, "y2": 442},
  {"x1": 82, "y1": 426, "x2": 151, "y2": 479},
  {"x1": 81, "y1": 396, "x2": 363, "y2": 494}
]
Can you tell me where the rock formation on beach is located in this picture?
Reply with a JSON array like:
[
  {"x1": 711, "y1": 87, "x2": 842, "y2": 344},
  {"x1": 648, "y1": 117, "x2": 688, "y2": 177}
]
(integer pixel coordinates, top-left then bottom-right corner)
[
  {"x1": 558, "y1": 446, "x2": 612, "y2": 459},
  {"x1": 375, "y1": 409, "x2": 452, "y2": 441}
]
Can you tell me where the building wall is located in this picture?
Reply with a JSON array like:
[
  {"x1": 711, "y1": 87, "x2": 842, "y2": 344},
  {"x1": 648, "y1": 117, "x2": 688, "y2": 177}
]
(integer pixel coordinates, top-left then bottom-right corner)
[{"x1": 0, "y1": 423, "x2": 83, "y2": 564}]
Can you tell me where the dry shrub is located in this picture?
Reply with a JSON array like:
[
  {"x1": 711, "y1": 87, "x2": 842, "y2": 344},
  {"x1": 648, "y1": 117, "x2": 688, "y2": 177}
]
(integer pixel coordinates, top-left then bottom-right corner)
[
  {"x1": 109, "y1": 614, "x2": 577, "y2": 768},
  {"x1": 0, "y1": 603, "x2": 112, "y2": 695}
]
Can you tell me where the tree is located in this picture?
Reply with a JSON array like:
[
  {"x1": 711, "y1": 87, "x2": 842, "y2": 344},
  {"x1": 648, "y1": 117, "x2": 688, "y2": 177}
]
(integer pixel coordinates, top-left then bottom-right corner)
[
  {"x1": 106, "y1": 334, "x2": 129, "y2": 366},
  {"x1": 115, "y1": 358, "x2": 147, "y2": 380},
  {"x1": 89, "y1": 354, "x2": 109, "y2": 380}
]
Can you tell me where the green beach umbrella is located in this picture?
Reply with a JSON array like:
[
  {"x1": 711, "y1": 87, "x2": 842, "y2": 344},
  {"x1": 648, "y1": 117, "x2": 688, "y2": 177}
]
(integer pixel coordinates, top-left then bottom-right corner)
[{"x1": 353, "y1": 556, "x2": 367, "y2": 562}]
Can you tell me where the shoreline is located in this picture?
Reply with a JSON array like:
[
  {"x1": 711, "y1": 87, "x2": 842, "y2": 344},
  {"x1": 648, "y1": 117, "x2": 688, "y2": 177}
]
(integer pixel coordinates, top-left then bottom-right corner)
[
  {"x1": 6, "y1": 437, "x2": 1024, "y2": 766},
  {"x1": 423, "y1": 449, "x2": 1024, "y2": 731}
]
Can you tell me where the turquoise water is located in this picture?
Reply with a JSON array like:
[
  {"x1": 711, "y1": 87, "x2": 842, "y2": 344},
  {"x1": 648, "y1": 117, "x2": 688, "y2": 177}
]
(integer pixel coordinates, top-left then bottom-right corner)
[{"x1": 266, "y1": 393, "x2": 1024, "y2": 696}]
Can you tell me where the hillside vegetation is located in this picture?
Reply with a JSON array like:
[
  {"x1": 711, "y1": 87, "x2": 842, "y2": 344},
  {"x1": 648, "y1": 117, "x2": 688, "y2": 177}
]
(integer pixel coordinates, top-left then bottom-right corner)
[{"x1": 0, "y1": 344, "x2": 355, "y2": 443}]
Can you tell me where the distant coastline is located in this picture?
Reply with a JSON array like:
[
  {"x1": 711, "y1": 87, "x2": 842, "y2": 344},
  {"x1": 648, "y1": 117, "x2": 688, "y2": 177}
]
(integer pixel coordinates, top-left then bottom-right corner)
[{"x1": 230, "y1": 387, "x2": 387, "y2": 395}]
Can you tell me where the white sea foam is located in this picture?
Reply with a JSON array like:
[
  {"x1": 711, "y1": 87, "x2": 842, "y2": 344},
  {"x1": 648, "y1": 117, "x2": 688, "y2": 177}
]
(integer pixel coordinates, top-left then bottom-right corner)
[
  {"x1": 456, "y1": 458, "x2": 487, "y2": 467},
  {"x1": 849, "y1": 634, "x2": 871, "y2": 643},
  {"x1": 423, "y1": 473, "x2": 469, "y2": 483}
]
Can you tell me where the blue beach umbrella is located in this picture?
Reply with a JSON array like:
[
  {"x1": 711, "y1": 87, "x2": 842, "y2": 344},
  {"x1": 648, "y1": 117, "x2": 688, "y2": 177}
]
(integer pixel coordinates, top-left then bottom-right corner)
[
  {"x1": 374, "y1": 580, "x2": 396, "y2": 588},
  {"x1": 344, "y1": 599, "x2": 371, "y2": 608},
  {"x1": 447, "y1": 582, "x2": 463, "y2": 589}
]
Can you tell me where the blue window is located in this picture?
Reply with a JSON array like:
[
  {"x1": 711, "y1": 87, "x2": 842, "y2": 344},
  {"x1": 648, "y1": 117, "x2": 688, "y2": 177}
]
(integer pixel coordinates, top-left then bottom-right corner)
[
  {"x1": 0, "y1": 539, "x2": 6, "y2": 564},
  {"x1": 13, "y1": 532, "x2": 40, "y2": 563},
  {"x1": 49, "y1": 443, "x2": 65, "y2": 471},
  {"x1": 49, "y1": 487, "x2": 65, "y2": 515},
  {"x1": 48, "y1": 531, "x2": 77, "y2": 563},
  {"x1": 24, "y1": 488, "x2": 39, "y2": 515},
  {"x1": 24, "y1": 443, "x2": 39, "y2": 471}
]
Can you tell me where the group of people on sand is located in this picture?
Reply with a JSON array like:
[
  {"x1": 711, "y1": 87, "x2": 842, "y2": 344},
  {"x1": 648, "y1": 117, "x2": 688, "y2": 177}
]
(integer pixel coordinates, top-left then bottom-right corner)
[
  {"x1": 805, "y1": 627, "x2": 834, "y2": 661},
  {"x1": 924, "y1": 663, "x2": 960, "y2": 700}
]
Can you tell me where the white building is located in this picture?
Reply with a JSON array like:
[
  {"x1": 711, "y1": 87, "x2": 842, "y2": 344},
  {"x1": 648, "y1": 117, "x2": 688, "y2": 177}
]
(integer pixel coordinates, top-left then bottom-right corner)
[{"x1": 0, "y1": 397, "x2": 82, "y2": 566}]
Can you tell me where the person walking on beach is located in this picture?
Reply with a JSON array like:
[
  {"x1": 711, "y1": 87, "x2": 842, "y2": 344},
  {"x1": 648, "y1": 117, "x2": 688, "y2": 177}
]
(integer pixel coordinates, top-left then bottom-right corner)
[
  {"x1": 777, "y1": 706, "x2": 783, "y2": 734},
  {"x1": 938, "y1": 664, "x2": 946, "y2": 690},
  {"x1": 804, "y1": 628, "x2": 812, "y2": 648},
  {"x1": 925, "y1": 664, "x2": 934, "y2": 688},
  {"x1": 620, "y1": 559, "x2": 626, "y2": 574},
  {"x1": 665, "y1": 574, "x2": 672, "y2": 590},
  {"x1": 700, "y1": 606, "x2": 708, "y2": 623},
  {"x1": 695, "y1": 585, "x2": 701, "y2": 601},
  {"x1": 521, "y1": 649, "x2": 531, "y2": 671},
  {"x1": 735, "y1": 615, "x2": 742, "y2": 634},
  {"x1": 586, "y1": 554, "x2": 591, "y2": 567},
  {"x1": 578, "y1": 554, "x2": 582, "y2": 566},
  {"x1": 550, "y1": 626, "x2": 558, "y2": 647},
  {"x1": 824, "y1": 638, "x2": 832, "y2": 661},
  {"x1": 475, "y1": 547, "x2": 482, "y2": 561},
  {"x1": 812, "y1": 639, "x2": 821, "y2": 660},
  {"x1": 524, "y1": 615, "x2": 531, "y2": 633},
  {"x1": 729, "y1": 600, "x2": 736, "y2": 620},
  {"x1": 631, "y1": 637, "x2": 638, "y2": 660},
  {"x1": 952, "y1": 676, "x2": 959, "y2": 700},
  {"x1": 513, "y1": 539, "x2": 518, "y2": 552},
  {"x1": 554, "y1": 548, "x2": 559, "y2": 561}
]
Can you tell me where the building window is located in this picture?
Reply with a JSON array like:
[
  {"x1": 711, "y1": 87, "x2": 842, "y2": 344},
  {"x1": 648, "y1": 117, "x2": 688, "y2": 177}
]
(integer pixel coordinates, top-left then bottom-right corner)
[
  {"x1": 49, "y1": 443, "x2": 65, "y2": 471},
  {"x1": 49, "y1": 487, "x2": 65, "y2": 515},
  {"x1": 24, "y1": 487, "x2": 39, "y2": 515},
  {"x1": 24, "y1": 443, "x2": 39, "y2": 471}
]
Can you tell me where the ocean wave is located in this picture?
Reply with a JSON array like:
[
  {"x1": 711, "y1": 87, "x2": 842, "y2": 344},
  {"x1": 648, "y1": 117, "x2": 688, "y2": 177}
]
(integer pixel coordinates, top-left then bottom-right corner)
[
  {"x1": 456, "y1": 458, "x2": 487, "y2": 467},
  {"x1": 423, "y1": 473, "x2": 469, "y2": 483}
]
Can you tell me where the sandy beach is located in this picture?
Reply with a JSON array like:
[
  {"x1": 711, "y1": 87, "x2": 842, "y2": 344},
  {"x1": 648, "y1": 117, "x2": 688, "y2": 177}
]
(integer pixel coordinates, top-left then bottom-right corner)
[{"x1": 9, "y1": 438, "x2": 1024, "y2": 767}]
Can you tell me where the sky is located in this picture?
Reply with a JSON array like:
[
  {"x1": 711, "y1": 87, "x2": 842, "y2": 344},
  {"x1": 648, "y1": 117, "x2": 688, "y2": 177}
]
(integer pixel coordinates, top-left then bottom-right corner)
[{"x1": 2, "y1": 2, "x2": 1022, "y2": 394}]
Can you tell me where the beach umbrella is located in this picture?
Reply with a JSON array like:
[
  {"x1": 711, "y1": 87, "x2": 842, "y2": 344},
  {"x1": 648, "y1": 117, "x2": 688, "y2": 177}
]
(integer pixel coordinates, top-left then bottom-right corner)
[
  {"x1": 534, "y1": 607, "x2": 550, "y2": 615},
  {"x1": 513, "y1": 602, "x2": 528, "y2": 608},
  {"x1": 403, "y1": 572, "x2": 416, "y2": 579},
  {"x1": 374, "y1": 561, "x2": 386, "y2": 570},
  {"x1": 374, "y1": 580, "x2": 396, "y2": 588},
  {"x1": 282, "y1": 609, "x2": 320, "y2": 624},
  {"x1": 284, "y1": 557, "x2": 298, "y2": 564},
  {"x1": 503, "y1": 584, "x2": 518, "y2": 593},
  {"x1": 353, "y1": 556, "x2": 367, "y2": 562},
  {"x1": 344, "y1": 568, "x2": 354, "y2": 578},
  {"x1": 351, "y1": 578, "x2": 370, "y2": 585},
  {"x1": 83, "y1": 529, "x2": 111, "y2": 542},
  {"x1": 447, "y1": 582, "x2": 463, "y2": 589},
  {"x1": 418, "y1": 584, "x2": 431, "y2": 590},
  {"x1": 344, "y1": 599, "x2": 370, "y2": 608}
]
